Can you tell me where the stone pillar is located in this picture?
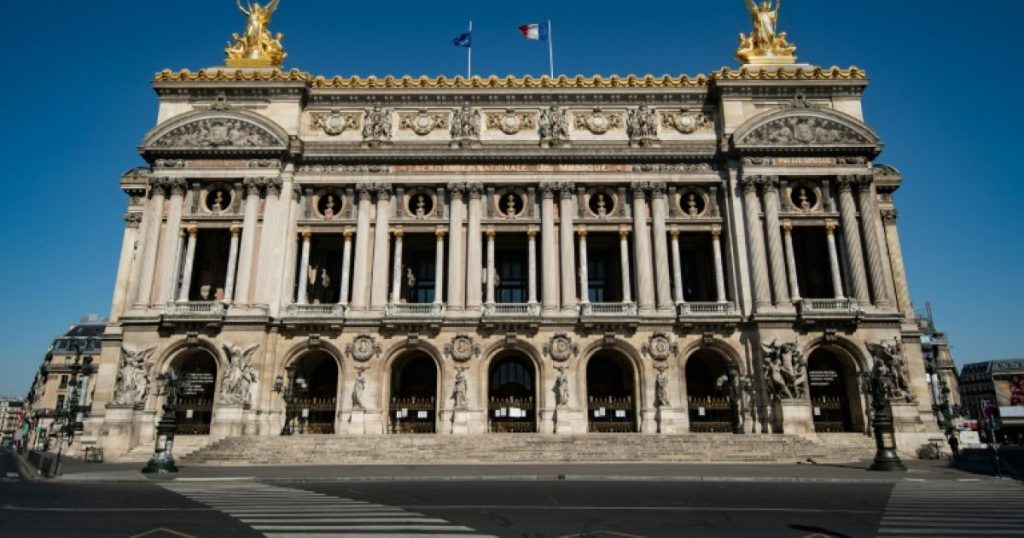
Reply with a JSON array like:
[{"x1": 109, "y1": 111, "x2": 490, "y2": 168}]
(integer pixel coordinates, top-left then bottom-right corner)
[
  {"x1": 577, "y1": 228, "x2": 589, "y2": 304},
  {"x1": 618, "y1": 227, "x2": 633, "y2": 304},
  {"x1": 527, "y1": 227, "x2": 538, "y2": 305},
  {"x1": 296, "y1": 231, "x2": 312, "y2": 305},
  {"x1": 631, "y1": 183, "x2": 657, "y2": 313},
  {"x1": 558, "y1": 183, "x2": 577, "y2": 310},
  {"x1": 223, "y1": 225, "x2": 241, "y2": 304},
  {"x1": 466, "y1": 185, "x2": 484, "y2": 310},
  {"x1": 233, "y1": 177, "x2": 263, "y2": 306},
  {"x1": 447, "y1": 185, "x2": 466, "y2": 310},
  {"x1": 740, "y1": 177, "x2": 772, "y2": 311},
  {"x1": 781, "y1": 220, "x2": 801, "y2": 302},
  {"x1": 649, "y1": 184, "x2": 674, "y2": 310},
  {"x1": 278, "y1": 185, "x2": 302, "y2": 308},
  {"x1": 881, "y1": 209, "x2": 914, "y2": 317},
  {"x1": 857, "y1": 177, "x2": 893, "y2": 308},
  {"x1": 176, "y1": 226, "x2": 199, "y2": 302},
  {"x1": 390, "y1": 228, "x2": 404, "y2": 304},
  {"x1": 339, "y1": 228, "x2": 353, "y2": 305},
  {"x1": 761, "y1": 177, "x2": 791, "y2": 306},
  {"x1": 540, "y1": 184, "x2": 560, "y2": 313},
  {"x1": 434, "y1": 229, "x2": 446, "y2": 305},
  {"x1": 836, "y1": 176, "x2": 870, "y2": 305},
  {"x1": 129, "y1": 180, "x2": 165, "y2": 308},
  {"x1": 485, "y1": 228, "x2": 496, "y2": 305},
  {"x1": 825, "y1": 221, "x2": 845, "y2": 299},
  {"x1": 110, "y1": 213, "x2": 142, "y2": 321},
  {"x1": 154, "y1": 178, "x2": 187, "y2": 304},
  {"x1": 669, "y1": 226, "x2": 684, "y2": 305},
  {"x1": 370, "y1": 186, "x2": 392, "y2": 309},
  {"x1": 349, "y1": 185, "x2": 374, "y2": 308},
  {"x1": 711, "y1": 227, "x2": 727, "y2": 303},
  {"x1": 253, "y1": 177, "x2": 283, "y2": 307}
]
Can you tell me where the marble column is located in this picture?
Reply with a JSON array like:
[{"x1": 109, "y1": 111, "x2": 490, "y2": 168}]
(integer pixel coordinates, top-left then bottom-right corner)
[
  {"x1": 836, "y1": 177, "x2": 870, "y2": 305},
  {"x1": 154, "y1": 179, "x2": 188, "y2": 304},
  {"x1": 761, "y1": 177, "x2": 791, "y2": 306},
  {"x1": 669, "y1": 226, "x2": 684, "y2": 304},
  {"x1": 781, "y1": 220, "x2": 801, "y2": 302},
  {"x1": 577, "y1": 228, "x2": 589, "y2": 304},
  {"x1": 390, "y1": 228, "x2": 404, "y2": 304},
  {"x1": 631, "y1": 183, "x2": 657, "y2": 313},
  {"x1": 881, "y1": 209, "x2": 914, "y2": 317},
  {"x1": 110, "y1": 213, "x2": 142, "y2": 321},
  {"x1": 350, "y1": 186, "x2": 374, "y2": 308},
  {"x1": 434, "y1": 229, "x2": 446, "y2": 305},
  {"x1": 278, "y1": 185, "x2": 302, "y2": 308},
  {"x1": 297, "y1": 231, "x2": 312, "y2": 305},
  {"x1": 339, "y1": 228, "x2": 353, "y2": 305},
  {"x1": 711, "y1": 227, "x2": 727, "y2": 303},
  {"x1": 558, "y1": 183, "x2": 577, "y2": 310},
  {"x1": 618, "y1": 227, "x2": 633, "y2": 304},
  {"x1": 447, "y1": 185, "x2": 466, "y2": 310},
  {"x1": 857, "y1": 176, "x2": 893, "y2": 308},
  {"x1": 233, "y1": 177, "x2": 263, "y2": 306},
  {"x1": 540, "y1": 184, "x2": 560, "y2": 313},
  {"x1": 466, "y1": 185, "x2": 484, "y2": 310},
  {"x1": 176, "y1": 226, "x2": 199, "y2": 302},
  {"x1": 223, "y1": 225, "x2": 241, "y2": 304},
  {"x1": 527, "y1": 228, "x2": 538, "y2": 305},
  {"x1": 370, "y1": 186, "x2": 392, "y2": 309},
  {"x1": 132, "y1": 180, "x2": 166, "y2": 307},
  {"x1": 740, "y1": 177, "x2": 772, "y2": 311},
  {"x1": 253, "y1": 177, "x2": 283, "y2": 307},
  {"x1": 649, "y1": 184, "x2": 674, "y2": 310},
  {"x1": 485, "y1": 228, "x2": 496, "y2": 305},
  {"x1": 824, "y1": 221, "x2": 845, "y2": 299}
]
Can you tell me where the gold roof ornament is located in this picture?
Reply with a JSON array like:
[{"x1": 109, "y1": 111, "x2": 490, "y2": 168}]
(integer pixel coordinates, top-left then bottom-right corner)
[
  {"x1": 735, "y1": 0, "x2": 798, "y2": 66},
  {"x1": 225, "y1": 0, "x2": 286, "y2": 68}
]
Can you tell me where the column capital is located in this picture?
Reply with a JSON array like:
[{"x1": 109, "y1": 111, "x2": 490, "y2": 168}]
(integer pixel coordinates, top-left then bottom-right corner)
[
  {"x1": 485, "y1": 227, "x2": 496, "y2": 238},
  {"x1": 167, "y1": 177, "x2": 188, "y2": 197},
  {"x1": 881, "y1": 209, "x2": 898, "y2": 224},
  {"x1": 467, "y1": 183, "x2": 484, "y2": 200},
  {"x1": 435, "y1": 227, "x2": 448, "y2": 238},
  {"x1": 539, "y1": 182, "x2": 557, "y2": 199},
  {"x1": 229, "y1": 225, "x2": 242, "y2": 236},
  {"x1": 759, "y1": 175, "x2": 780, "y2": 192},
  {"x1": 618, "y1": 226, "x2": 631, "y2": 238},
  {"x1": 148, "y1": 176, "x2": 172, "y2": 197},
  {"x1": 781, "y1": 220, "x2": 793, "y2": 233},
  {"x1": 301, "y1": 229, "x2": 313, "y2": 240},
  {"x1": 123, "y1": 212, "x2": 143, "y2": 228},
  {"x1": 448, "y1": 182, "x2": 467, "y2": 200},
  {"x1": 711, "y1": 225, "x2": 722, "y2": 238},
  {"x1": 835, "y1": 175, "x2": 857, "y2": 192},
  {"x1": 264, "y1": 177, "x2": 283, "y2": 197},
  {"x1": 575, "y1": 226, "x2": 587, "y2": 237},
  {"x1": 739, "y1": 176, "x2": 760, "y2": 193},
  {"x1": 825, "y1": 220, "x2": 838, "y2": 233},
  {"x1": 392, "y1": 227, "x2": 404, "y2": 238},
  {"x1": 355, "y1": 183, "x2": 375, "y2": 201},
  {"x1": 291, "y1": 183, "x2": 303, "y2": 200},
  {"x1": 343, "y1": 226, "x2": 355, "y2": 238},
  {"x1": 243, "y1": 177, "x2": 266, "y2": 196},
  {"x1": 630, "y1": 181, "x2": 648, "y2": 196},
  {"x1": 668, "y1": 225, "x2": 680, "y2": 237},
  {"x1": 648, "y1": 181, "x2": 667, "y2": 198},
  {"x1": 526, "y1": 227, "x2": 538, "y2": 237},
  {"x1": 375, "y1": 184, "x2": 392, "y2": 200},
  {"x1": 186, "y1": 225, "x2": 199, "y2": 237},
  {"x1": 854, "y1": 174, "x2": 874, "y2": 188},
  {"x1": 556, "y1": 181, "x2": 574, "y2": 200}
]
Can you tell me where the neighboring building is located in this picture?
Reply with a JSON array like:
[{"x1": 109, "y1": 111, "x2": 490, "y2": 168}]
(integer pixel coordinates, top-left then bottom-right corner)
[
  {"x1": 24, "y1": 316, "x2": 104, "y2": 451},
  {"x1": 960, "y1": 359, "x2": 1024, "y2": 442},
  {"x1": 86, "y1": 4, "x2": 942, "y2": 460},
  {"x1": 0, "y1": 398, "x2": 25, "y2": 444},
  {"x1": 917, "y1": 307, "x2": 961, "y2": 433}
]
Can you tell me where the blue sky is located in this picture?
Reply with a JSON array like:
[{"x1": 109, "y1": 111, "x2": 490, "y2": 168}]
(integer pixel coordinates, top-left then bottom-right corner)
[{"x1": 0, "y1": 1, "x2": 1019, "y2": 396}]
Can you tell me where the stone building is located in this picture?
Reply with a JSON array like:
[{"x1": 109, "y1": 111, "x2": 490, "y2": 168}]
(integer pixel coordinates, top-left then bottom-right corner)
[
  {"x1": 960, "y1": 359, "x2": 1024, "y2": 442},
  {"x1": 85, "y1": 6, "x2": 942, "y2": 460}
]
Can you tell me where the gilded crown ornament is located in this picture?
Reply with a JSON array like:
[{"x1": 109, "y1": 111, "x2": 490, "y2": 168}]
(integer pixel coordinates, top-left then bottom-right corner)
[
  {"x1": 735, "y1": 0, "x2": 798, "y2": 66},
  {"x1": 225, "y1": 0, "x2": 286, "y2": 68}
]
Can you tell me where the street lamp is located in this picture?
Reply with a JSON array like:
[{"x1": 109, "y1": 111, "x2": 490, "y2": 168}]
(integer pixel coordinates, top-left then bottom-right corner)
[
  {"x1": 860, "y1": 361, "x2": 908, "y2": 472},
  {"x1": 275, "y1": 365, "x2": 303, "y2": 435},
  {"x1": 142, "y1": 372, "x2": 180, "y2": 474},
  {"x1": 53, "y1": 342, "x2": 92, "y2": 476}
]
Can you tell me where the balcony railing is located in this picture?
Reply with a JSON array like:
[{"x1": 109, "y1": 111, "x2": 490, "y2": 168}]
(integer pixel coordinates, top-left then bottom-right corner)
[
  {"x1": 798, "y1": 298, "x2": 860, "y2": 317},
  {"x1": 677, "y1": 302, "x2": 739, "y2": 317},
  {"x1": 483, "y1": 303, "x2": 542, "y2": 317},
  {"x1": 385, "y1": 303, "x2": 445, "y2": 317},
  {"x1": 580, "y1": 302, "x2": 639, "y2": 317},
  {"x1": 285, "y1": 303, "x2": 347, "y2": 318},
  {"x1": 161, "y1": 301, "x2": 226, "y2": 317}
]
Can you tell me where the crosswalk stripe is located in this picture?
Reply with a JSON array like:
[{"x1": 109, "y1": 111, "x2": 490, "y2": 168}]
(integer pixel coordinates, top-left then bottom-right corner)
[{"x1": 877, "y1": 480, "x2": 1024, "y2": 537}]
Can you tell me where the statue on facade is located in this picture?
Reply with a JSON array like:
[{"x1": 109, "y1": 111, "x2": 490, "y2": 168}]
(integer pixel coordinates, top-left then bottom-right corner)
[
  {"x1": 554, "y1": 365, "x2": 570, "y2": 407},
  {"x1": 362, "y1": 106, "x2": 393, "y2": 147},
  {"x1": 654, "y1": 366, "x2": 670, "y2": 408},
  {"x1": 351, "y1": 366, "x2": 368, "y2": 410},
  {"x1": 226, "y1": 0, "x2": 286, "y2": 67},
  {"x1": 452, "y1": 366, "x2": 469, "y2": 410},
  {"x1": 539, "y1": 106, "x2": 570, "y2": 147},
  {"x1": 627, "y1": 105, "x2": 659, "y2": 145},
  {"x1": 736, "y1": 0, "x2": 797, "y2": 65},
  {"x1": 113, "y1": 346, "x2": 155, "y2": 406},
  {"x1": 761, "y1": 340, "x2": 807, "y2": 401},
  {"x1": 219, "y1": 343, "x2": 260, "y2": 406},
  {"x1": 450, "y1": 105, "x2": 481, "y2": 147},
  {"x1": 866, "y1": 339, "x2": 917, "y2": 403}
]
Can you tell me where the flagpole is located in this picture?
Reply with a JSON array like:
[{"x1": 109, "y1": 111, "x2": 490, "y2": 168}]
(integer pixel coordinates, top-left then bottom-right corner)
[
  {"x1": 547, "y1": 20, "x2": 554, "y2": 78},
  {"x1": 467, "y1": 20, "x2": 473, "y2": 78}
]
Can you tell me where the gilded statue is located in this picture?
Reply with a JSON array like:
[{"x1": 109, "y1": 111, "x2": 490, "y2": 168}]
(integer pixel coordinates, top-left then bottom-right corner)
[
  {"x1": 226, "y1": 0, "x2": 286, "y2": 68},
  {"x1": 736, "y1": 0, "x2": 798, "y2": 65}
]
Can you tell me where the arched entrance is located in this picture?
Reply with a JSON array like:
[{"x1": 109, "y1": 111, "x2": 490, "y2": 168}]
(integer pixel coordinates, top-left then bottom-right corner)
[
  {"x1": 488, "y1": 353, "x2": 536, "y2": 433},
  {"x1": 685, "y1": 349, "x2": 737, "y2": 433},
  {"x1": 807, "y1": 348, "x2": 863, "y2": 433},
  {"x1": 171, "y1": 350, "x2": 218, "y2": 435},
  {"x1": 586, "y1": 352, "x2": 637, "y2": 433},
  {"x1": 287, "y1": 351, "x2": 339, "y2": 434},
  {"x1": 389, "y1": 352, "x2": 438, "y2": 434}
]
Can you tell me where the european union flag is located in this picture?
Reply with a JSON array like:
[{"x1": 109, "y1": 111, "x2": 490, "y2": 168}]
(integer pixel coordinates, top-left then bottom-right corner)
[{"x1": 452, "y1": 32, "x2": 472, "y2": 48}]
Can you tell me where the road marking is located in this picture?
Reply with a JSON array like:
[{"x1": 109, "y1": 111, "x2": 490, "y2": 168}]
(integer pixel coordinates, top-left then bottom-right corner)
[
  {"x1": 878, "y1": 480, "x2": 1024, "y2": 536},
  {"x1": 373, "y1": 505, "x2": 879, "y2": 514},
  {"x1": 5, "y1": 472, "x2": 19, "y2": 478},
  {"x1": 129, "y1": 529, "x2": 197, "y2": 538}
]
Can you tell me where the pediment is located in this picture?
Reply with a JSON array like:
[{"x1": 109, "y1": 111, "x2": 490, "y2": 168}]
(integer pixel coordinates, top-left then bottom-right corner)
[
  {"x1": 732, "y1": 108, "x2": 880, "y2": 151},
  {"x1": 143, "y1": 110, "x2": 288, "y2": 151}
]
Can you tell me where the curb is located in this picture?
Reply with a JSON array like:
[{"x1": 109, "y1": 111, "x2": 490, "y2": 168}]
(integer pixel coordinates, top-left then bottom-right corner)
[{"x1": 159, "y1": 474, "x2": 903, "y2": 485}]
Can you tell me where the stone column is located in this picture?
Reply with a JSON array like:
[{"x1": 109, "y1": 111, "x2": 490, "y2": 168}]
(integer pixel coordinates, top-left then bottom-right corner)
[
  {"x1": 110, "y1": 213, "x2": 142, "y2": 321},
  {"x1": 881, "y1": 209, "x2": 914, "y2": 317},
  {"x1": 618, "y1": 227, "x2": 633, "y2": 304},
  {"x1": 296, "y1": 231, "x2": 312, "y2": 305},
  {"x1": 130, "y1": 179, "x2": 165, "y2": 308},
  {"x1": 339, "y1": 228, "x2": 353, "y2": 305},
  {"x1": 825, "y1": 221, "x2": 845, "y2": 299},
  {"x1": 649, "y1": 184, "x2": 674, "y2": 310},
  {"x1": 176, "y1": 226, "x2": 199, "y2": 302},
  {"x1": 466, "y1": 185, "x2": 484, "y2": 310},
  {"x1": 857, "y1": 176, "x2": 893, "y2": 308},
  {"x1": 154, "y1": 178, "x2": 187, "y2": 304},
  {"x1": 349, "y1": 185, "x2": 374, "y2": 308},
  {"x1": 631, "y1": 183, "x2": 657, "y2": 313},
  {"x1": 577, "y1": 227, "x2": 590, "y2": 304},
  {"x1": 712, "y1": 227, "x2": 727, "y2": 303},
  {"x1": 253, "y1": 177, "x2": 283, "y2": 307},
  {"x1": 278, "y1": 185, "x2": 302, "y2": 308},
  {"x1": 434, "y1": 229, "x2": 446, "y2": 305},
  {"x1": 233, "y1": 177, "x2": 263, "y2": 306},
  {"x1": 558, "y1": 183, "x2": 577, "y2": 310},
  {"x1": 781, "y1": 220, "x2": 801, "y2": 302},
  {"x1": 223, "y1": 225, "x2": 241, "y2": 304},
  {"x1": 761, "y1": 177, "x2": 791, "y2": 306},
  {"x1": 390, "y1": 228, "x2": 404, "y2": 304},
  {"x1": 669, "y1": 226, "x2": 685, "y2": 304},
  {"x1": 447, "y1": 185, "x2": 466, "y2": 310},
  {"x1": 836, "y1": 176, "x2": 870, "y2": 305},
  {"x1": 740, "y1": 177, "x2": 772, "y2": 311},
  {"x1": 485, "y1": 228, "x2": 496, "y2": 305},
  {"x1": 527, "y1": 228, "x2": 538, "y2": 305},
  {"x1": 370, "y1": 186, "x2": 392, "y2": 309},
  {"x1": 540, "y1": 184, "x2": 560, "y2": 313}
]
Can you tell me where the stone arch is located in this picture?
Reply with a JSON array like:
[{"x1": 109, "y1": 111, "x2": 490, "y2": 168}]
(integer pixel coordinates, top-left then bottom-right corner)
[
  {"x1": 581, "y1": 342, "x2": 643, "y2": 433},
  {"x1": 679, "y1": 338, "x2": 745, "y2": 375},
  {"x1": 382, "y1": 341, "x2": 443, "y2": 434},
  {"x1": 281, "y1": 345, "x2": 344, "y2": 435},
  {"x1": 154, "y1": 338, "x2": 225, "y2": 436},
  {"x1": 481, "y1": 341, "x2": 543, "y2": 433},
  {"x1": 141, "y1": 109, "x2": 290, "y2": 151},
  {"x1": 802, "y1": 338, "x2": 868, "y2": 433},
  {"x1": 732, "y1": 106, "x2": 881, "y2": 153},
  {"x1": 681, "y1": 345, "x2": 740, "y2": 433}
]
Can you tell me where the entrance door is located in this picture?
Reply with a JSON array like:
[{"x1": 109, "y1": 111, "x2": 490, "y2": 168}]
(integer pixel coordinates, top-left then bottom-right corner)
[
  {"x1": 290, "y1": 352, "x2": 338, "y2": 434},
  {"x1": 389, "y1": 354, "x2": 437, "y2": 433},
  {"x1": 586, "y1": 353, "x2": 636, "y2": 433},
  {"x1": 808, "y1": 349, "x2": 856, "y2": 433},
  {"x1": 173, "y1": 352, "x2": 217, "y2": 435},
  {"x1": 685, "y1": 350, "x2": 736, "y2": 433},
  {"x1": 488, "y1": 354, "x2": 536, "y2": 433}
]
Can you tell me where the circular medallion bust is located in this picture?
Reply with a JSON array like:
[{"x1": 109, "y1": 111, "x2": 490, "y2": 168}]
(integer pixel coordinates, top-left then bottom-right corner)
[
  {"x1": 345, "y1": 334, "x2": 381, "y2": 363},
  {"x1": 544, "y1": 333, "x2": 579, "y2": 363},
  {"x1": 445, "y1": 334, "x2": 480, "y2": 363}
]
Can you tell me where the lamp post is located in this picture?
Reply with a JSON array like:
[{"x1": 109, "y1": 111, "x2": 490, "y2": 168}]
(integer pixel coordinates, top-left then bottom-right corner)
[
  {"x1": 142, "y1": 372, "x2": 180, "y2": 474},
  {"x1": 54, "y1": 342, "x2": 91, "y2": 477},
  {"x1": 275, "y1": 365, "x2": 305, "y2": 436},
  {"x1": 860, "y1": 360, "x2": 908, "y2": 472}
]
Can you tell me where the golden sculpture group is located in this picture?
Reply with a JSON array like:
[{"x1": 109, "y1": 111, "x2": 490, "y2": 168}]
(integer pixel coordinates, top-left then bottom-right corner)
[
  {"x1": 735, "y1": 0, "x2": 798, "y2": 65},
  {"x1": 225, "y1": 0, "x2": 286, "y2": 68}
]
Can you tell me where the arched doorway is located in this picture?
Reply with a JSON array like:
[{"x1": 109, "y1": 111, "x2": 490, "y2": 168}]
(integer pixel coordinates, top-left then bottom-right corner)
[
  {"x1": 685, "y1": 349, "x2": 737, "y2": 433},
  {"x1": 287, "y1": 351, "x2": 339, "y2": 434},
  {"x1": 807, "y1": 348, "x2": 863, "y2": 433},
  {"x1": 389, "y1": 352, "x2": 438, "y2": 434},
  {"x1": 171, "y1": 350, "x2": 218, "y2": 435},
  {"x1": 488, "y1": 353, "x2": 536, "y2": 433},
  {"x1": 586, "y1": 352, "x2": 637, "y2": 433}
]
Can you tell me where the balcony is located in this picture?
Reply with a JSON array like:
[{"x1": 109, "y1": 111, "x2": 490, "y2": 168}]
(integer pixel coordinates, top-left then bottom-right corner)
[
  {"x1": 160, "y1": 301, "x2": 226, "y2": 327},
  {"x1": 579, "y1": 302, "x2": 639, "y2": 329},
  {"x1": 482, "y1": 303, "x2": 542, "y2": 330},
  {"x1": 286, "y1": 304, "x2": 347, "y2": 318},
  {"x1": 383, "y1": 303, "x2": 446, "y2": 330},
  {"x1": 676, "y1": 302, "x2": 742, "y2": 328},
  {"x1": 797, "y1": 298, "x2": 861, "y2": 323}
]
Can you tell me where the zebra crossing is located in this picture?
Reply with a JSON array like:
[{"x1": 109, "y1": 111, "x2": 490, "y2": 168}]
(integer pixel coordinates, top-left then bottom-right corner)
[
  {"x1": 161, "y1": 480, "x2": 496, "y2": 537},
  {"x1": 878, "y1": 479, "x2": 1024, "y2": 536}
]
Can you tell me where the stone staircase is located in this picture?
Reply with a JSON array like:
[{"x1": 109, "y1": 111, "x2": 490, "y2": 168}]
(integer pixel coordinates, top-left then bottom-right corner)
[
  {"x1": 181, "y1": 433, "x2": 877, "y2": 466},
  {"x1": 116, "y1": 435, "x2": 217, "y2": 463}
]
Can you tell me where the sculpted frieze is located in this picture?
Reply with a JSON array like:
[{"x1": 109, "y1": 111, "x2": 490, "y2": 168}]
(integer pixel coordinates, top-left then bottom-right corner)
[
  {"x1": 661, "y1": 110, "x2": 713, "y2": 134},
  {"x1": 399, "y1": 109, "x2": 448, "y2": 135},
  {"x1": 573, "y1": 108, "x2": 623, "y2": 135},
  {"x1": 739, "y1": 115, "x2": 871, "y2": 147},
  {"x1": 486, "y1": 109, "x2": 537, "y2": 135},
  {"x1": 310, "y1": 110, "x2": 360, "y2": 136},
  {"x1": 151, "y1": 117, "x2": 281, "y2": 148}
]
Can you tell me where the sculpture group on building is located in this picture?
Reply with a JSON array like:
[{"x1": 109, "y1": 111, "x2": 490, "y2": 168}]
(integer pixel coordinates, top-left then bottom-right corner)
[
  {"x1": 761, "y1": 340, "x2": 807, "y2": 401},
  {"x1": 219, "y1": 343, "x2": 260, "y2": 406},
  {"x1": 113, "y1": 347, "x2": 154, "y2": 407},
  {"x1": 226, "y1": 0, "x2": 286, "y2": 67}
]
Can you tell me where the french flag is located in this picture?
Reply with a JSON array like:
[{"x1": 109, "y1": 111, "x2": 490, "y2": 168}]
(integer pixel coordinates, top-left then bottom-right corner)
[{"x1": 518, "y1": 22, "x2": 549, "y2": 41}]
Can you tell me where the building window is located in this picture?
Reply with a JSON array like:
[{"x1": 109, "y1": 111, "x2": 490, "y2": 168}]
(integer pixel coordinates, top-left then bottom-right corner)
[
  {"x1": 59, "y1": 375, "x2": 69, "y2": 389},
  {"x1": 56, "y1": 395, "x2": 65, "y2": 411}
]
